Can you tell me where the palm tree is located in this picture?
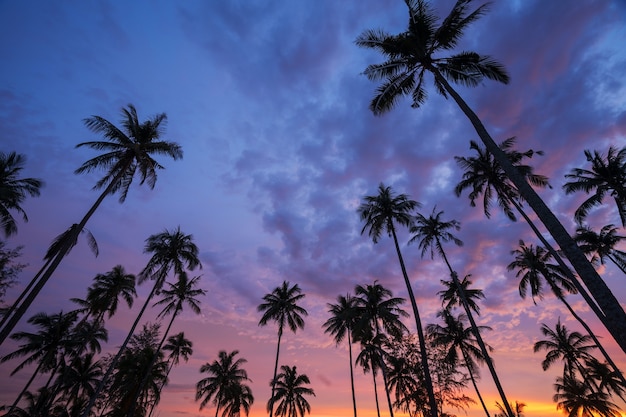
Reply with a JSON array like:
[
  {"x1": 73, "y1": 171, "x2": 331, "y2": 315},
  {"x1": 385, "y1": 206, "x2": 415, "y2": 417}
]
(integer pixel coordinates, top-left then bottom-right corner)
[
  {"x1": 574, "y1": 224, "x2": 626, "y2": 275},
  {"x1": 0, "y1": 311, "x2": 77, "y2": 414},
  {"x1": 358, "y1": 183, "x2": 439, "y2": 416},
  {"x1": 563, "y1": 146, "x2": 626, "y2": 227},
  {"x1": 553, "y1": 374, "x2": 621, "y2": 417},
  {"x1": 355, "y1": 332, "x2": 387, "y2": 417},
  {"x1": 258, "y1": 281, "x2": 308, "y2": 417},
  {"x1": 0, "y1": 104, "x2": 183, "y2": 347},
  {"x1": 356, "y1": 0, "x2": 626, "y2": 352},
  {"x1": 508, "y1": 241, "x2": 625, "y2": 387},
  {"x1": 269, "y1": 365, "x2": 315, "y2": 417},
  {"x1": 83, "y1": 227, "x2": 200, "y2": 417},
  {"x1": 322, "y1": 294, "x2": 359, "y2": 417},
  {"x1": 427, "y1": 310, "x2": 491, "y2": 417},
  {"x1": 437, "y1": 274, "x2": 484, "y2": 315},
  {"x1": 410, "y1": 207, "x2": 514, "y2": 417},
  {"x1": 55, "y1": 352, "x2": 104, "y2": 413},
  {"x1": 495, "y1": 401, "x2": 525, "y2": 417},
  {"x1": 0, "y1": 151, "x2": 43, "y2": 237},
  {"x1": 196, "y1": 350, "x2": 254, "y2": 417}
]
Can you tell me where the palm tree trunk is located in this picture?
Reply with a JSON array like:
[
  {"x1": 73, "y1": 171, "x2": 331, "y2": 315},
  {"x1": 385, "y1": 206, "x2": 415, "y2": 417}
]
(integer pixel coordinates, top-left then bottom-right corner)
[
  {"x1": 461, "y1": 349, "x2": 490, "y2": 417},
  {"x1": 0, "y1": 168, "x2": 128, "y2": 347},
  {"x1": 389, "y1": 225, "x2": 438, "y2": 417},
  {"x1": 348, "y1": 332, "x2": 358, "y2": 417},
  {"x1": 378, "y1": 355, "x2": 394, "y2": 417},
  {"x1": 268, "y1": 326, "x2": 283, "y2": 417},
  {"x1": 371, "y1": 366, "x2": 381, "y2": 417},
  {"x1": 82, "y1": 279, "x2": 161, "y2": 417},
  {"x1": 7, "y1": 360, "x2": 45, "y2": 415},
  {"x1": 433, "y1": 69, "x2": 626, "y2": 353}
]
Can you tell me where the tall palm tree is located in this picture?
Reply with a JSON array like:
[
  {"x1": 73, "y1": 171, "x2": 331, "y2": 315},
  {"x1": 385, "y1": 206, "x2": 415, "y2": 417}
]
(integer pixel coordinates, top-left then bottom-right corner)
[
  {"x1": 453, "y1": 138, "x2": 616, "y2": 348},
  {"x1": 563, "y1": 146, "x2": 626, "y2": 227},
  {"x1": 508, "y1": 241, "x2": 625, "y2": 387},
  {"x1": 0, "y1": 311, "x2": 77, "y2": 414},
  {"x1": 0, "y1": 151, "x2": 43, "y2": 237},
  {"x1": 410, "y1": 207, "x2": 514, "y2": 417},
  {"x1": 574, "y1": 224, "x2": 626, "y2": 275},
  {"x1": 269, "y1": 365, "x2": 315, "y2": 417},
  {"x1": 437, "y1": 274, "x2": 484, "y2": 315},
  {"x1": 322, "y1": 294, "x2": 359, "y2": 417},
  {"x1": 0, "y1": 104, "x2": 183, "y2": 347},
  {"x1": 358, "y1": 183, "x2": 438, "y2": 416},
  {"x1": 83, "y1": 227, "x2": 200, "y2": 417},
  {"x1": 196, "y1": 350, "x2": 253, "y2": 417},
  {"x1": 427, "y1": 310, "x2": 491, "y2": 417},
  {"x1": 553, "y1": 374, "x2": 621, "y2": 417},
  {"x1": 355, "y1": 332, "x2": 387, "y2": 417},
  {"x1": 258, "y1": 281, "x2": 308, "y2": 417},
  {"x1": 356, "y1": 0, "x2": 626, "y2": 352}
]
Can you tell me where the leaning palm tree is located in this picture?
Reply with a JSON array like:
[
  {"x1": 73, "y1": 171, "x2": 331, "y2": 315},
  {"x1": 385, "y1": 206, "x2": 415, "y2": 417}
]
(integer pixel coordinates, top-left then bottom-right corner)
[
  {"x1": 356, "y1": 0, "x2": 626, "y2": 352},
  {"x1": 269, "y1": 365, "x2": 315, "y2": 417},
  {"x1": 258, "y1": 281, "x2": 308, "y2": 417},
  {"x1": 83, "y1": 227, "x2": 200, "y2": 417},
  {"x1": 0, "y1": 104, "x2": 183, "y2": 347},
  {"x1": 196, "y1": 350, "x2": 253, "y2": 417},
  {"x1": 508, "y1": 241, "x2": 625, "y2": 387},
  {"x1": 427, "y1": 310, "x2": 491, "y2": 417},
  {"x1": 574, "y1": 224, "x2": 626, "y2": 275},
  {"x1": 358, "y1": 183, "x2": 438, "y2": 415},
  {"x1": 553, "y1": 374, "x2": 621, "y2": 417},
  {"x1": 563, "y1": 146, "x2": 626, "y2": 227},
  {"x1": 0, "y1": 151, "x2": 43, "y2": 237},
  {"x1": 410, "y1": 207, "x2": 514, "y2": 417},
  {"x1": 322, "y1": 293, "x2": 359, "y2": 417}
]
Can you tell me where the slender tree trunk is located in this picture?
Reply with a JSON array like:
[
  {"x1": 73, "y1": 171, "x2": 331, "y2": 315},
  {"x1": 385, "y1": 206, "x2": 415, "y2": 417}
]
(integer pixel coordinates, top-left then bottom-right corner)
[
  {"x1": 461, "y1": 349, "x2": 490, "y2": 417},
  {"x1": 390, "y1": 225, "x2": 438, "y2": 417},
  {"x1": 268, "y1": 327, "x2": 283, "y2": 417},
  {"x1": 0, "y1": 168, "x2": 127, "y2": 347},
  {"x1": 348, "y1": 332, "x2": 358, "y2": 417},
  {"x1": 371, "y1": 366, "x2": 381, "y2": 417},
  {"x1": 378, "y1": 354, "x2": 394, "y2": 417},
  {"x1": 433, "y1": 69, "x2": 626, "y2": 353},
  {"x1": 8, "y1": 360, "x2": 45, "y2": 415},
  {"x1": 82, "y1": 279, "x2": 161, "y2": 417}
]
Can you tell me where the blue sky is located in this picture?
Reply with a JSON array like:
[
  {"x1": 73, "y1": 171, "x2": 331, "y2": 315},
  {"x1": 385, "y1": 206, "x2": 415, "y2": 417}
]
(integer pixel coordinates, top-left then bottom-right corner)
[{"x1": 2, "y1": 1, "x2": 626, "y2": 416}]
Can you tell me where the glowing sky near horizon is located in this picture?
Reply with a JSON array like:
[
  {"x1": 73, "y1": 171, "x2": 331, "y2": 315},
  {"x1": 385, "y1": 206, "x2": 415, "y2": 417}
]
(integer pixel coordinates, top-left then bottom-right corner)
[{"x1": 1, "y1": 1, "x2": 626, "y2": 416}]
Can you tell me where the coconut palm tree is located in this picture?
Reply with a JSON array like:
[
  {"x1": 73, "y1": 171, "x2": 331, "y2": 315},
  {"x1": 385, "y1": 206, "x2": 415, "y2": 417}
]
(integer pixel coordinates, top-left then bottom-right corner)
[
  {"x1": 437, "y1": 274, "x2": 484, "y2": 315},
  {"x1": 196, "y1": 350, "x2": 254, "y2": 417},
  {"x1": 553, "y1": 374, "x2": 621, "y2": 417},
  {"x1": 508, "y1": 241, "x2": 625, "y2": 387},
  {"x1": 356, "y1": 0, "x2": 626, "y2": 353},
  {"x1": 358, "y1": 183, "x2": 439, "y2": 415},
  {"x1": 563, "y1": 146, "x2": 626, "y2": 227},
  {"x1": 83, "y1": 227, "x2": 200, "y2": 417},
  {"x1": 410, "y1": 207, "x2": 514, "y2": 417},
  {"x1": 269, "y1": 365, "x2": 315, "y2": 417},
  {"x1": 55, "y1": 352, "x2": 104, "y2": 413},
  {"x1": 427, "y1": 310, "x2": 491, "y2": 417},
  {"x1": 355, "y1": 332, "x2": 387, "y2": 417},
  {"x1": 574, "y1": 224, "x2": 626, "y2": 275},
  {"x1": 0, "y1": 151, "x2": 43, "y2": 237},
  {"x1": 385, "y1": 351, "x2": 420, "y2": 416},
  {"x1": 322, "y1": 293, "x2": 359, "y2": 417},
  {"x1": 0, "y1": 104, "x2": 183, "y2": 347},
  {"x1": 258, "y1": 281, "x2": 308, "y2": 417}
]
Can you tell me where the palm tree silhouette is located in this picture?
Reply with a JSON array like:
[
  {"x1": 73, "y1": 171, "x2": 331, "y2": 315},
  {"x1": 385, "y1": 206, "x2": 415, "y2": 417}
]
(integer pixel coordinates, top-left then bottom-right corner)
[
  {"x1": 269, "y1": 365, "x2": 315, "y2": 417},
  {"x1": 553, "y1": 374, "x2": 621, "y2": 417},
  {"x1": 196, "y1": 350, "x2": 254, "y2": 417},
  {"x1": 358, "y1": 183, "x2": 439, "y2": 415},
  {"x1": 322, "y1": 293, "x2": 359, "y2": 417},
  {"x1": 428, "y1": 310, "x2": 492, "y2": 417},
  {"x1": 563, "y1": 146, "x2": 626, "y2": 226},
  {"x1": 410, "y1": 207, "x2": 514, "y2": 417},
  {"x1": 574, "y1": 224, "x2": 626, "y2": 275},
  {"x1": 0, "y1": 104, "x2": 183, "y2": 347},
  {"x1": 258, "y1": 281, "x2": 308, "y2": 417},
  {"x1": 0, "y1": 151, "x2": 43, "y2": 237},
  {"x1": 356, "y1": 0, "x2": 626, "y2": 353}
]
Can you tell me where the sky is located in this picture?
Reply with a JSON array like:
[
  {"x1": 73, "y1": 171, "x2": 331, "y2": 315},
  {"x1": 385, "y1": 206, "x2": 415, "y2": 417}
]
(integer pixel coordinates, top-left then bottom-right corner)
[{"x1": 1, "y1": 0, "x2": 626, "y2": 416}]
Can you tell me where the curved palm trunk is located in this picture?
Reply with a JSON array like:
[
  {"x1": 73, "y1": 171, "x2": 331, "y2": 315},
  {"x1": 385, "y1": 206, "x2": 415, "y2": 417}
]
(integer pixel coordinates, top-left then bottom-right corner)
[
  {"x1": 348, "y1": 332, "x2": 358, "y2": 417},
  {"x1": 509, "y1": 200, "x2": 625, "y2": 384},
  {"x1": 433, "y1": 70, "x2": 626, "y2": 353},
  {"x1": 371, "y1": 366, "x2": 381, "y2": 417},
  {"x1": 268, "y1": 326, "x2": 283, "y2": 417},
  {"x1": 461, "y1": 349, "x2": 490, "y2": 417},
  {"x1": 389, "y1": 224, "x2": 438, "y2": 417},
  {"x1": 378, "y1": 356, "x2": 394, "y2": 417},
  {"x1": 82, "y1": 279, "x2": 161, "y2": 417},
  {"x1": 0, "y1": 168, "x2": 128, "y2": 347}
]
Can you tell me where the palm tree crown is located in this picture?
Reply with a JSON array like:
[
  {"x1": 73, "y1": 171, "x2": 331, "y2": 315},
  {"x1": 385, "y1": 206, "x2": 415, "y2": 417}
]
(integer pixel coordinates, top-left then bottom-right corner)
[
  {"x1": 0, "y1": 151, "x2": 43, "y2": 237},
  {"x1": 574, "y1": 224, "x2": 626, "y2": 275},
  {"x1": 270, "y1": 365, "x2": 315, "y2": 417}
]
